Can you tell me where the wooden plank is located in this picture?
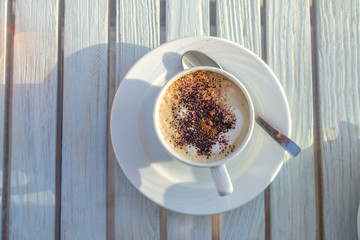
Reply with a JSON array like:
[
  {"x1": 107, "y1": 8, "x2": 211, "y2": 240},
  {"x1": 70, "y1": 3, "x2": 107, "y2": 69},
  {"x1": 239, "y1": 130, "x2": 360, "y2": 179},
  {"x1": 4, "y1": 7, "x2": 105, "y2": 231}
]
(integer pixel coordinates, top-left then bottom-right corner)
[
  {"x1": 8, "y1": 0, "x2": 58, "y2": 239},
  {"x1": 166, "y1": 0, "x2": 209, "y2": 42},
  {"x1": 315, "y1": 0, "x2": 360, "y2": 239},
  {"x1": 265, "y1": 1, "x2": 317, "y2": 239},
  {"x1": 216, "y1": 1, "x2": 265, "y2": 239},
  {"x1": 60, "y1": 0, "x2": 108, "y2": 239},
  {"x1": 165, "y1": 0, "x2": 212, "y2": 239},
  {"x1": 220, "y1": 200, "x2": 265, "y2": 239},
  {"x1": 166, "y1": 211, "x2": 212, "y2": 240},
  {"x1": 114, "y1": 0, "x2": 160, "y2": 239},
  {"x1": 216, "y1": 0, "x2": 261, "y2": 57}
]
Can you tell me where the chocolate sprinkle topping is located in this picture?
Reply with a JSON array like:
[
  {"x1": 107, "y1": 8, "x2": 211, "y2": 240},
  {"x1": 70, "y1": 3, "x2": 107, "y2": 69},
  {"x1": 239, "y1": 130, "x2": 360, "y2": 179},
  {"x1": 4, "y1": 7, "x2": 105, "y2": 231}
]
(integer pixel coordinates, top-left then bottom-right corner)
[{"x1": 168, "y1": 71, "x2": 236, "y2": 157}]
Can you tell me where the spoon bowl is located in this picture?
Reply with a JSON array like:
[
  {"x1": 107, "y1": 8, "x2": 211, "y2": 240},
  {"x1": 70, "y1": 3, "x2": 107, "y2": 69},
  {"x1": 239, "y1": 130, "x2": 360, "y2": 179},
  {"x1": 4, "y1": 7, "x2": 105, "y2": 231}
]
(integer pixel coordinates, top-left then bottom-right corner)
[{"x1": 182, "y1": 50, "x2": 221, "y2": 70}]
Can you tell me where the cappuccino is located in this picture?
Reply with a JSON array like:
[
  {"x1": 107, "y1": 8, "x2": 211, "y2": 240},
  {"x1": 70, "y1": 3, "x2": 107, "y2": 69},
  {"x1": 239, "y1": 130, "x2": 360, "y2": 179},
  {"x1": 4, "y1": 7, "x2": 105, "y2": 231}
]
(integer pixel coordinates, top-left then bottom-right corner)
[{"x1": 156, "y1": 70, "x2": 250, "y2": 163}]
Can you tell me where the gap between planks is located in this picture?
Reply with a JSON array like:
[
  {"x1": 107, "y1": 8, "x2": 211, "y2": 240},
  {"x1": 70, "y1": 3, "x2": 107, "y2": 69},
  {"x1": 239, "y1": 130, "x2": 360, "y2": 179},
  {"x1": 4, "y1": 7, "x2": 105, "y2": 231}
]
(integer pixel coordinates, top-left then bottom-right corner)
[
  {"x1": 310, "y1": 1, "x2": 324, "y2": 239},
  {"x1": 159, "y1": 207, "x2": 167, "y2": 240},
  {"x1": 1, "y1": 0, "x2": 15, "y2": 239},
  {"x1": 55, "y1": 0, "x2": 65, "y2": 239},
  {"x1": 159, "y1": 1, "x2": 168, "y2": 239},
  {"x1": 260, "y1": 1, "x2": 271, "y2": 239},
  {"x1": 106, "y1": 0, "x2": 117, "y2": 239},
  {"x1": 212, "y1": 214, "x2": 221, "y2": 240}
]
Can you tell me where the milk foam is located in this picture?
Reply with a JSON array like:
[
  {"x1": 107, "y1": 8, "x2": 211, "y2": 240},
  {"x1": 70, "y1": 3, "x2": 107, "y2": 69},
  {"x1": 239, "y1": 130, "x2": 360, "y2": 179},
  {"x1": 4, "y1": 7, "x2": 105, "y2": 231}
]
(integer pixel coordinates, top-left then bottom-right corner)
[
  {"x1": 183, "y1": 108, "x2": 245, "y2": 155},
  {"x1": 157, "y1": 70, "x2": 251, "y2": 163}
]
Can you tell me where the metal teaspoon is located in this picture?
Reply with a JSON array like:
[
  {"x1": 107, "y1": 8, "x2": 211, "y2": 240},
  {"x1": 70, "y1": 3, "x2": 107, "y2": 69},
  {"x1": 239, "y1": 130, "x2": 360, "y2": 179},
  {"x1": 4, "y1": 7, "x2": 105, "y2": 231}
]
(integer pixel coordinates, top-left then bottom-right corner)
[{"x1": 181, "y1": 50, "x2": 301, "y2": 157}]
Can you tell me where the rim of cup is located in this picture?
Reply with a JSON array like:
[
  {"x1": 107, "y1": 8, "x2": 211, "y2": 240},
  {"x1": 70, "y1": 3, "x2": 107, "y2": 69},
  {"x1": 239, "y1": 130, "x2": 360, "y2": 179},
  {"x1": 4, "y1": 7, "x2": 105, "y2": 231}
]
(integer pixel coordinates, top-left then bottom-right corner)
[{"x1": 153, "y1": 66, "x2": 255, "y2": 168}]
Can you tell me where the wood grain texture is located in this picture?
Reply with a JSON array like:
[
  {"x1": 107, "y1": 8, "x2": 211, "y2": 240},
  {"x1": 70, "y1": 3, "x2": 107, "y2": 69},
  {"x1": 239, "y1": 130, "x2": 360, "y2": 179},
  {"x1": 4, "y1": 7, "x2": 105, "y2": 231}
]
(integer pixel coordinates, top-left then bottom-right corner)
[
  {"x1": 166, "y1": 0, "x2": 209, "y2": 42},
  {"x1": 220, "y1": 196, "x2": 265, "y2": 240},
  {"x1": 165, "y1": 0, "x2": 212, "y2": 239},
  {"x1": 166, "y1": 211, "x2": 212, "y2": 240},
  {"x1": 61, "y1": 0, "x2": 108, "y2": 239},
  {"x1": 117, "y1": 0, "x2": 160, "y2": 82},
  {"x1": 216, "y1": 0, "x2": 261, "y2": 57},
  {"x1": 216, "y1": 1, "x2": 265, "y2": 239},
  {"x1": 114, "y1": 0, "x2": 160, "y2": 239},
  {"x1": 315, "y1": 0, "x2": 360, "y2": 239},
  {"x1": 8, "y1": 0, "x2": 58, "y2": 239},
  {"x1": 265, "y1": 1, "x2": 317, "y2": 239}
]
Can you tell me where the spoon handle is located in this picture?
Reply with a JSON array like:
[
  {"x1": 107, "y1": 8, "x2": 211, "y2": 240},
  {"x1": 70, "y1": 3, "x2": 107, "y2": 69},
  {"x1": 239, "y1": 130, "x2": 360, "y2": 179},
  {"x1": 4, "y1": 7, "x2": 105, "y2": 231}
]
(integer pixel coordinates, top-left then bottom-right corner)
[{"x1": 255, "y1": 112, "x2": 301, "y2": 157}]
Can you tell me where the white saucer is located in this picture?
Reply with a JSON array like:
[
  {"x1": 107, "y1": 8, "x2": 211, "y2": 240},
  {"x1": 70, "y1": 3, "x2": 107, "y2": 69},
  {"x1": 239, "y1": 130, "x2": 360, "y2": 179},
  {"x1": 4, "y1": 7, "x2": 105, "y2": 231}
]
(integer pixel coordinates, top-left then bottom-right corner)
[{"x1": 110, "y1": 36, "x2": 291, "y2": 215}]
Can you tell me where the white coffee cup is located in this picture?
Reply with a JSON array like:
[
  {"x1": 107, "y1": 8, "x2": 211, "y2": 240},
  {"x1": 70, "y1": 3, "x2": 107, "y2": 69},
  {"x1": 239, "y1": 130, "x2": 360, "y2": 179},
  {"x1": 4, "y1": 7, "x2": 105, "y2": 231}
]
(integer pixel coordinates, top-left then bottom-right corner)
[{"x1": 153, "y1": 66, "x2": 255, "y2": 196}]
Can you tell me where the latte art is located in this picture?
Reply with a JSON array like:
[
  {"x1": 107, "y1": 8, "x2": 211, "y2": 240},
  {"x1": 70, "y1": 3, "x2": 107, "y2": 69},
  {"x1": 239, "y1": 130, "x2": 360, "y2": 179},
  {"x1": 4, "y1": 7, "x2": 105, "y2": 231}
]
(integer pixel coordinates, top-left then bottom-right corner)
[{"x1": 157, "y1": 70, "x2": 250, "y2": 163}]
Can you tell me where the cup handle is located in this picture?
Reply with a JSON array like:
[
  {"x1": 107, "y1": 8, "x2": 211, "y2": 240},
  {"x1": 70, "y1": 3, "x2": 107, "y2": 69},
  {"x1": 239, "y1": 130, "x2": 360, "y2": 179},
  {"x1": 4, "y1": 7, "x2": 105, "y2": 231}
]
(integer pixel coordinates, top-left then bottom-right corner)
[{"x1": 210, "y1": 164, "x2": 233, "y2": 196}]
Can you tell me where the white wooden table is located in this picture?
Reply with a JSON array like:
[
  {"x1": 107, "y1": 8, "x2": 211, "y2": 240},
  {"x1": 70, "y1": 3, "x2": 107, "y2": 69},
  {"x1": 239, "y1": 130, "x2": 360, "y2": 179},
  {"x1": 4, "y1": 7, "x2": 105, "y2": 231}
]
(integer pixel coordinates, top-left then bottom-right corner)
[{"x1": 0, "y1": 0, "x2": 359, "y2": 239}]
